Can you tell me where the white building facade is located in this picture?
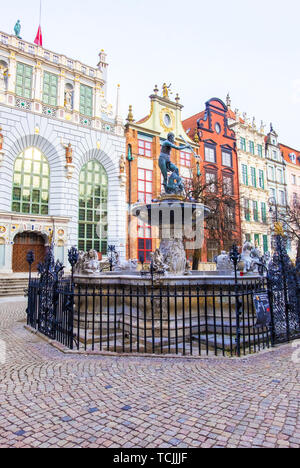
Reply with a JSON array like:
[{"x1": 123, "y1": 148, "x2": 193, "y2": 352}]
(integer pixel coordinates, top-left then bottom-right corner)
[
  {"x1": 0, "y1": 31, "x2": 126, "y2": 273},
  {"x1": 228, "y1": 108, "x2": 271, "y2": 253}
]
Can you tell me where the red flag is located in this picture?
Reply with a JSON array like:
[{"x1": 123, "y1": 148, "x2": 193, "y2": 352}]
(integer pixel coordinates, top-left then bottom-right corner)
[{"x1": 34, "y1": 25, "x2": 43, "y2": 46}]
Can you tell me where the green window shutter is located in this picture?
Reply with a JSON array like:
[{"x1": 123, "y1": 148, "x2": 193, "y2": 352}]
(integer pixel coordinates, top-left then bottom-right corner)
[
  {"x1": 80, "y1": 85, "x2": 93, "y2": 117},
  {"x1": 251, "y1": 167, "x2": 257, "y2": 187},
  {"x1": 254, "y1": 234, "x2": 260, "y2": 246},
  {"x1": 245, "y1": 199, "x2": 250, "y2": 221},
  {"x1": 16, "y1": 63, "x2": 33, "y2": 98},
  {"x1": 261, "y1": 202, "x2": 266, "y2": 222},
  {"x1": 253, "y1": 201, "x2": 258, "y2": 221},
  {"x1": 242, "y1": 165, "x2": 248, "y2": 185},
  {"x1": 263, "y1": 235, "x2": 268, "y2": 253}
]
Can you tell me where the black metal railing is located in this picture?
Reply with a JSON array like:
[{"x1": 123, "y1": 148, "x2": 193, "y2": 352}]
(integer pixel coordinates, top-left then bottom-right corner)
[
  {"x1": 27, "y1": 277, "x2": 272, "y2": 357},
  {"x1": 26, "y1": 236, "x2": 300, "y2": 358}
]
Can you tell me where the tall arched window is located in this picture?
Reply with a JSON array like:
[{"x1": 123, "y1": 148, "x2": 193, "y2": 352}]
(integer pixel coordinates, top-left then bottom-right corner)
[
  {"x1": 12, "y1": 147, "x2": 49, "y2": 215},
  {"x1": 78, "y1": 160, "x2": 108, "y2": 254}
]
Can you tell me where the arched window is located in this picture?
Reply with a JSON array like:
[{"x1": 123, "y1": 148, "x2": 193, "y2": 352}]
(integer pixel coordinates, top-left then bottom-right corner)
[
  {"x1": 78, "y1": 160, "x2": 108, "y2": 254},
  {"x1": 12, "y1": 147, "x2": 49, "y2": 215}
]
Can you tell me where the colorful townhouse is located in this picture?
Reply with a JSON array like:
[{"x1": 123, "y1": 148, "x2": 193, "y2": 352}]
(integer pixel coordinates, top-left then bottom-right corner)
[
  {"x1": 279, "y1": 143, "x2": 300, "y2": 259},
  {"x1": 182, "y1": 97, "x2": 242, "y2": 261},
  {"x1": 125, "y1": 85, "x2": 197, "y2": 262},
  {"x1": 227, "y1": 101, "x2": 270, "y2": 253},
  {"x1": 265, "y1": 126, "x2": 287, "y2": 211}
]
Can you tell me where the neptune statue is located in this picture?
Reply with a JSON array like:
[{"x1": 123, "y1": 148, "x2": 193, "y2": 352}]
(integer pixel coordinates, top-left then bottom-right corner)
[{"x1": 159, "y1": 132, "x2": 192, "y2": 195}]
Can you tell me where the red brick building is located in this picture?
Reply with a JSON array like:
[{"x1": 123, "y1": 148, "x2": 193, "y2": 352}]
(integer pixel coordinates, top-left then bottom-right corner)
[{"x1": 183, "y1": 98, "x2": 242, "y2": 261}]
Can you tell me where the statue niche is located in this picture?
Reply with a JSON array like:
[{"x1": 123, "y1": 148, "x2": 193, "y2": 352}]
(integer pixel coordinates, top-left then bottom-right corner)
[
  {"x1": 64, "y1": 83, "x2": 74, "y2": 111},
  {"x1": 0, "y1": 61, "x2": 8, "y2": 92}
]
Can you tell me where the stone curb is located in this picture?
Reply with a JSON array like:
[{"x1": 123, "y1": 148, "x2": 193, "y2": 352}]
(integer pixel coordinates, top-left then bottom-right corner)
[{"x1": 23, "y1": 324, "x2": 300, "y2": 362}]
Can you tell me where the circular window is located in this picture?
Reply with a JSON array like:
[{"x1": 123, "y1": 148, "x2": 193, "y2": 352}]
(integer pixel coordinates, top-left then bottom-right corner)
[
  {"x1": 164, "y1": 113, "x2": 172, "y2": 128},
  {"x1": 215, "y1": 123, "x2": 221, "y2": 134}
]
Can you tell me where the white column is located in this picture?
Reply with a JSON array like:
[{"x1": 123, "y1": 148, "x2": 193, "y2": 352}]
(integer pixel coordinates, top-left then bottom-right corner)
[
  {"x1": 73, "y1": 75, "x2": 80, "y2": 113},
  {"x1": 33, "y1": 61, "x2": 42, "y2": 102},
  {"x1": 7, "y1": 52, "x2": 16, "y2": 95},
  {"x1": 58, "y1": 70, "x2": 65, "y2": 108},
  {"x1": 94, "y1": 82, "x2": 102, "y2": 119}
]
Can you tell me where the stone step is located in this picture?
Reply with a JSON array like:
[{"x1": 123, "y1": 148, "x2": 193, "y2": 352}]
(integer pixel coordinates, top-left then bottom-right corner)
[{"x1": 0, "y1": 279, "x2": 28, "y2": 297}]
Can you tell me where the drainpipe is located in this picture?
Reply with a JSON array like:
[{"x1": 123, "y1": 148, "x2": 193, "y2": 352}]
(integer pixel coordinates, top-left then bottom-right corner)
[{"x1": 127, "y1": 144, "x2": 134, "y2": 259}]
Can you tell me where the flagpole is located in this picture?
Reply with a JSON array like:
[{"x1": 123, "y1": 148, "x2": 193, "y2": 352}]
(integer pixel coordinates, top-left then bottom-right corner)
[{"x1": 39, "y1": 0, "x2": 42, "y2": 26}]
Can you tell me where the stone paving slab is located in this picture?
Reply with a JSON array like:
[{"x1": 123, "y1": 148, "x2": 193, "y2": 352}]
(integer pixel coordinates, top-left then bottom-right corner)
[{"x1": 0, "y1": 300, "x2": 299, "y2": 448}]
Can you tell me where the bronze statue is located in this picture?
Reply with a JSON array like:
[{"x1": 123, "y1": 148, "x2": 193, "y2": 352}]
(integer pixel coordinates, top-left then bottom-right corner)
[
  {"x1": 63, "y1": 143, "x2": 73, "y2": 164},
  {"x1": 119, "y1": 154, "x2": 126, "y2": 174},
  {"x1": 0, "y1": 127, "x2": 3, "y2": 151},
  {"x1": 14, "y1": 20, "x2": 22, "y2": 39},
  {"x1": 159, "y1": 132, "x2": 191, "y2": 195}
]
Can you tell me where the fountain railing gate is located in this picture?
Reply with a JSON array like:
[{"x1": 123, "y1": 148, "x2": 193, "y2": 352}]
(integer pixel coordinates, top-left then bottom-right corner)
[{"x1": 26, "y1": 236, "x2": 300, "y2": 358}]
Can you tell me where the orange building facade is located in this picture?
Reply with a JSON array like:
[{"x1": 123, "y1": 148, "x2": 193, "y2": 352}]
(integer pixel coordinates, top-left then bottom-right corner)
[{"x1": 183, "y1": 98, "x2": 242, "y2": 261}]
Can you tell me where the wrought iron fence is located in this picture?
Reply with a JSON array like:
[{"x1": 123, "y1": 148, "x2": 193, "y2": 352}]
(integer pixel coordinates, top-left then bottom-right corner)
[
  {"x1": 27, "y1": 276, "x2": 272, "y2": 357},
  {"x1": 267, "y1": 236, "x2": 300, "y2": 344},
  {"x1": 26, "y1": 235, "x2": 300, "y2": 358}
]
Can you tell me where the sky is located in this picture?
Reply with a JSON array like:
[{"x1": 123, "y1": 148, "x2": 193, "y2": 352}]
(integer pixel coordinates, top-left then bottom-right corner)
[{"x1": 1, "y1": 0, "x2": 300, "y2": 148}]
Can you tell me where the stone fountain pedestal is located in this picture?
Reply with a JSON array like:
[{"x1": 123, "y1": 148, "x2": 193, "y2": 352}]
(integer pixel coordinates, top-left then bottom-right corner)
[{"x1": 132, "y1": 194, "x2": 210, "y2": 275}]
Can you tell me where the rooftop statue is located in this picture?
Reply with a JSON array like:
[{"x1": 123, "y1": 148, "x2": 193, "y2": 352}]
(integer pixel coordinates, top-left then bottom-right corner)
[
  {"x1": 14, "y1": 20, "x2": 22, "y2": 39},
  {"x1": 162, "y1": 83, "x2": 172, "y2": 99},
  {"x1": 159, "y1": 132, "x2": 192, "y2": 195}
]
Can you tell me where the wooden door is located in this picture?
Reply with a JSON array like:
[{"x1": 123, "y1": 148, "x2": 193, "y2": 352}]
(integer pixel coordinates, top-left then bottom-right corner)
[{"x1": 12, "y1": 232, "x2": 46, "y2": 272}]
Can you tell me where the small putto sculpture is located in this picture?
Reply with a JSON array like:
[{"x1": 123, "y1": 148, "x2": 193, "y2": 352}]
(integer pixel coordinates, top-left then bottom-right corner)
[
  {"x1": 240, "y1": 241, "x2": 264, "y2": 274},
  {"x1": 150, "y1": 249, "x2": 169, "y2": 276},
  {"x1": 112, "y1": 251, "x2": 138, "y2": 272},
  {"x1": 215, "y1": 251, "x2": 234, "y2": 273},
  {"x1": 75, "y1": 250, "x2": 101, "y2": 275},
  {"x1": 241, "y1": 242, "x2": 253, "y2": 273}
]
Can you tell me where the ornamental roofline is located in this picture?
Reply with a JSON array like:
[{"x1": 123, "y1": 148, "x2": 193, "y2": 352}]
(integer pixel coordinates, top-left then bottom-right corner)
[{"x1": 0, "y1": 30, "x2": 107, "y2": 80}]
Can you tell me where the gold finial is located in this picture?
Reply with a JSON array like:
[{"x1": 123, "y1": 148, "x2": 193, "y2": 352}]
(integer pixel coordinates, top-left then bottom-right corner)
[
  {"x1": 127, "y1": 105, "x2": 134, "y2": 123},
  {"x1": 194, "y1": 129, "x2": 199, "y2": 143},
  {"x1": 154, "y1": 84, "x2": 159, "y2": 94},
  {"x1": 175, "y1": 93, "x2": 180, "y2": 103},
  {"x1": 274, "y1": 222, "x2": 284, "y2": 237}
]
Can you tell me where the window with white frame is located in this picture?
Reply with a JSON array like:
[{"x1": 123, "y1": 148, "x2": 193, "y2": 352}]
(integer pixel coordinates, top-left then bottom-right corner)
[
  {"x1": 222, "y1": 150, "x2": 232, "y2": 167},
  {"x1": 205, "y1": 171, "x2": 217, "y2": 192},
  {"x1": 270, "y1": 187, "x2": 276, "y2": 200},
  {"x1": 205, "y1": 145, "x2": 216, "y2": 163},
  {"x1": 268, "y1": 166, "x2": 275, "y2": 180},
  {"x1": 279, "y1": 190, "x2": 285, "y2": 205},
  {"x1": 138, "y1": 139, "x2": 152, "y2": 158},
  {"x1": 277, "y1": 168, "x2": 283, "y2": 184}
]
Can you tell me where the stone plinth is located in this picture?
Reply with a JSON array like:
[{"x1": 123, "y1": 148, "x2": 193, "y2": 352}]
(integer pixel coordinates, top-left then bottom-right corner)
[{"x1": 73, "y1": 273, "x2": 265, "y2": 353}]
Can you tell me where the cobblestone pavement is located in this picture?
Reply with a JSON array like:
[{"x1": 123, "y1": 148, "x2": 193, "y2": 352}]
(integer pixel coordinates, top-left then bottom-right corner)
[{"x1": 0, "y1": 300, "x2": 299, "y2": 448}]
